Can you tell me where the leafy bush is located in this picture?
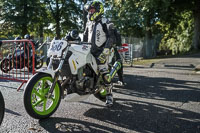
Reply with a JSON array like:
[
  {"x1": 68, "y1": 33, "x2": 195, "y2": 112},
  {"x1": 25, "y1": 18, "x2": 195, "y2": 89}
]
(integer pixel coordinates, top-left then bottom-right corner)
[{"x1": 159, "y1": 11, "x2": 194, "y2": 55}]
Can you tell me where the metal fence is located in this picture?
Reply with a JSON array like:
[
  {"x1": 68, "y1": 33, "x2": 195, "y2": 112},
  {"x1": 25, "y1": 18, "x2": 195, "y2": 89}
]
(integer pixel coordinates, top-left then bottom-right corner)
[
  {"x1": 119, "y1": 37, "x2": 144, "y2": 65},
  {"x1": 121, "y1": 36, "x2": 161, "y2": 63},
  {"x1": 0, "y1": 40, "x2": 36, "y2": 91}
]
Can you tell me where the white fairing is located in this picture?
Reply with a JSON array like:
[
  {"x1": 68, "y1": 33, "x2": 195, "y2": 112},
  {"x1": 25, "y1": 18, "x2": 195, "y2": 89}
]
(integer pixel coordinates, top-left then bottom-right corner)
[
  {"x1": 47, "y1": 40, "x2": 68, "y2": 57},
  {"x1": 68, "y1": 44, "x2": 98, "y2": 75},
  {"x1": 42, "y1": 40, "x2": 98, "y2": 76}
]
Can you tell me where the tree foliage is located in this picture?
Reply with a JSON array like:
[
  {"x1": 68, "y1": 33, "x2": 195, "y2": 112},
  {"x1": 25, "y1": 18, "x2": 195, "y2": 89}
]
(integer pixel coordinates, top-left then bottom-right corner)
[
  {"x1": 43, "y1": 0, "x2": 81, "y2": 39},
  {"x1": 0, "y1": 0, "x2": 199, "y2": 55},
  {"x1": 0, "y1": 0, "x2": 43, "y2": 38},
  {"x1": 159, "y1": 11, "x2": 194, "y2": 55},
  {"x1": 105, "y1": 0, "x2": 200, "y2": 56},
  {"x1": 0, "y1": 0, "x2": 81, "y2": 39}
]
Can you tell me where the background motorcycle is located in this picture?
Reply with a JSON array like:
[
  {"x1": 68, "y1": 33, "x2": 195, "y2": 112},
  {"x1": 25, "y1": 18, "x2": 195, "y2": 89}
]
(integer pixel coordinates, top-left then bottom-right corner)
[
  {"x1": 26, "y1": 41, "x2": 45, "y2": 71},
  {"x1": 23, "y1": 40, "x2": 115, "y2": 119},
  {"x1": 0, "y1": 41, "x2": 44, "y2": 73},
  {"x1": 0, "y1": 43, "x2": 27, "y2": 73},
  {"x1": 0, "y1": 91, "x2": 5, "y2": 125}
]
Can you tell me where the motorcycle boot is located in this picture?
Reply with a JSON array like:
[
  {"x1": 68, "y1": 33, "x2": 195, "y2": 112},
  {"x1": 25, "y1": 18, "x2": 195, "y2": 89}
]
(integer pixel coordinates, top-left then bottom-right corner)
[
  {"x1": 106, "y1": 94, "x2": 113, "y2": 107},
  {"x1": 104, "y1": 61, "x2": 121, "y2": 83}
]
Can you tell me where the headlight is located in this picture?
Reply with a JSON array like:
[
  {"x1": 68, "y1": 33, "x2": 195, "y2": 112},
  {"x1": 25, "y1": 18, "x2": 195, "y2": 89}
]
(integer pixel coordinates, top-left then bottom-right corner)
[{"x1": 36, "y1": 50, "x2": 43, "y2": 55}]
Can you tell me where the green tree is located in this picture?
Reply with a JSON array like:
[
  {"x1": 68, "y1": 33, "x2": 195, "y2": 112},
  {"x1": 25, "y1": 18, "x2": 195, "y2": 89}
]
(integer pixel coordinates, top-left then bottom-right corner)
[
  {"x1": 44, "y1": 0, "x2": 81, "y2": 39},
  {"x1": 106, "y1": 0, "x2": 171, "y2": 58},
  {"x1": 0, "y1": 0, "x2": 43, "y2": 38},
  {"x1": 159, "y1": 11, "x2": 194, "y2": 55},
  {"x1": 0, "y1": 0, "x2": 82, "y2": 40},
  {"x1": 193, "y1": 0, "x2": 200, "y2": 49},
  {"x1": 29, "y1": 2, "x2": 50, "y2": 41},
  {"x1": 106, "y1": 0, "x2": 200, "y2": 57},
  {"x1": 158, "y1": 0, "x2": 200, "y2": 53}
]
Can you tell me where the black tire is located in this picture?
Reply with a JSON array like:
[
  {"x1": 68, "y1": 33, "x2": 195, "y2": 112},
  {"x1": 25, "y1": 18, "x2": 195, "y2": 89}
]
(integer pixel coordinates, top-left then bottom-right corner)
[
  {"x1": 35, "y1": 59, "x2": 43, "y2": 69},
  {"x1": 25, "y1": 60, "x2": 33, "y2": 73},
  {"x1": 0, "y1": 91, "x2": 5, "y2": 125},
  {"x1": 23, "y1": 73, "x2": 61, "y2": 119},
  {"x1": 0, "y1": 59, "x2": 11, "y2": 73}
]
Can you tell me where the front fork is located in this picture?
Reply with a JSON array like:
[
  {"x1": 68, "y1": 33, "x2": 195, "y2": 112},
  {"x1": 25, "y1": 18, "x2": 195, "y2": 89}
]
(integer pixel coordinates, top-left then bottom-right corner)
[
  {"x1": 47, "y1": 70, "x2": 60, "y2": 98},
  {"x1": 47, "y1": 48, "x2": 69, "y2": 98}
]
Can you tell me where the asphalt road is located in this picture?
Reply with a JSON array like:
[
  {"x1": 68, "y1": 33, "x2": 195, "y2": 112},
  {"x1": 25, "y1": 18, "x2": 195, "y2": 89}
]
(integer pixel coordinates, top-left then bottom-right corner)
[{"x1": 0, "y1": 54, "x2": 200, "y2": 133}]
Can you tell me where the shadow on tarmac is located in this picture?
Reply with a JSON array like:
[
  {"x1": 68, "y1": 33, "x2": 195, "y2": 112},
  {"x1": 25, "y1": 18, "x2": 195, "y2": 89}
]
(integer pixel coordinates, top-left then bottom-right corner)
[
  {"x1": 39, "y1": 117, "x2": 121, "y2": 133},
  {"x1": 39, "y1": 73, "x2": 200, "y2": 133},
  {"x1": 117, "y1": 74, "x2": 200, "y2": 103},
  {"x1": 39, "y1": 98, "x2": 200, "y2": 133},
  {"x1": 5, "y1": 108, "x2": 21, "y2": 116},
  {"x1": 84, "y1": 73, "x2": 200, "y2": 132},
  {"x1": 83, "y1": 98, "x2": 200, "y2": 133}
]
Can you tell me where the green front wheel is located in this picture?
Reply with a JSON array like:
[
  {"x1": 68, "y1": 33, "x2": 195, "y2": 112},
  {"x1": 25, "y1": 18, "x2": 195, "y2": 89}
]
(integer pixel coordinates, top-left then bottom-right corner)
[{"x1": 23, "y1": 73, "x2": 61, "y2": 119}]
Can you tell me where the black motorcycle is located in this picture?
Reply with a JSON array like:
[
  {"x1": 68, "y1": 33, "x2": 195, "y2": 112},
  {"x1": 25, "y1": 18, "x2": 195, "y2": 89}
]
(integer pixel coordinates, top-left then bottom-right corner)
[
  {"x1": 0, "y1": 43, "x2": 27, "y2": 73},
  {"x1": 0, "y1": 91, "x2": 5, "y2": 125},
  {"x1": 0, "y1": 41, "x2": 44, "y2": 73}
]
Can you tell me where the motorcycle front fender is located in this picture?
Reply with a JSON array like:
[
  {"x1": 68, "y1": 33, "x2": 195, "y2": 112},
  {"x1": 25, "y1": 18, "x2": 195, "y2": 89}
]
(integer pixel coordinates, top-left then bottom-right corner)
[{"x1": 36, "y1": 68, "x2": 62, "y2": 80}]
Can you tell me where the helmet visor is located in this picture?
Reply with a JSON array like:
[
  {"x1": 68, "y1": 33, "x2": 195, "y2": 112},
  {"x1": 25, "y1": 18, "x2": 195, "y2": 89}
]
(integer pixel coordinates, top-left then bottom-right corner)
[{"x1": 89, "y1": 8, "x2": 95, "y2": 14}]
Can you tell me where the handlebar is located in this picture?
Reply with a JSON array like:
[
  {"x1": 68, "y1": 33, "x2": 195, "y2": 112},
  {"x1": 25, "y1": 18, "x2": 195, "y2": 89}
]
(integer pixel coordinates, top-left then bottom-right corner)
[{"x1": 68, "y1": 41, "x2": 91, "y2": 45}]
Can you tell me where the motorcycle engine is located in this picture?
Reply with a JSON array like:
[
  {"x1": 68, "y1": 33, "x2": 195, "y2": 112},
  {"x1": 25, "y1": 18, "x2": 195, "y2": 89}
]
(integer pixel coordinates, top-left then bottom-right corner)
[{"x1": 75, "y1": 65, "x2": 94, "y2": 94}]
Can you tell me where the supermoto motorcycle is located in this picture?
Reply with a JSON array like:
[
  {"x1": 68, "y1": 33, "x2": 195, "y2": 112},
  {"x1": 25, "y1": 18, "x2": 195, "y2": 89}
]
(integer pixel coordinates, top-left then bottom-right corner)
[{"x1": 23, "y1": 40, "x2": 116, "y2": 119}]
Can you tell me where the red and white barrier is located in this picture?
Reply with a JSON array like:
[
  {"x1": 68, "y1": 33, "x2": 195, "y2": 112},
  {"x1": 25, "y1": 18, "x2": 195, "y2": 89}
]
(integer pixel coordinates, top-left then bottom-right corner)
[{"x1": 0, "y1": 40, "x2": 36, "y2": 91}]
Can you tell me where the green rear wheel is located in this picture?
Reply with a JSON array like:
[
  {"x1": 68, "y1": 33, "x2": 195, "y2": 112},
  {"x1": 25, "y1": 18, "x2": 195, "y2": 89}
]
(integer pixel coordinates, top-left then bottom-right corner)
[{"x1": 23, "y1": 73, "x2": 61, "y2": 119}]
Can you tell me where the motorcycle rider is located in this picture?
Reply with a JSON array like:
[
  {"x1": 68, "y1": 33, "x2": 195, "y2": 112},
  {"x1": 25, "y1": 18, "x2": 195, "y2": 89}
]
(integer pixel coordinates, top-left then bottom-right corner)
[
  {"x1": 84, "y1": 1, "x2": 122, "y2": 106},
  {"x1": 14, "y1": 36, "x2": 22, "y2": 52},
  {"x1": 65, "y1": 29, "x2": 81, "y2": 42},
  {"x1": 24, "y1": 34, "x2": 39, "y2": 49}
]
